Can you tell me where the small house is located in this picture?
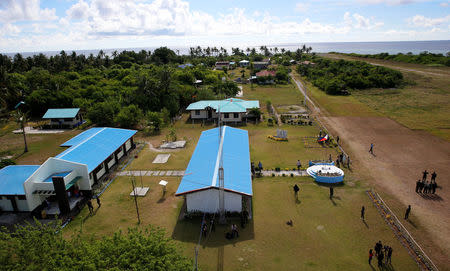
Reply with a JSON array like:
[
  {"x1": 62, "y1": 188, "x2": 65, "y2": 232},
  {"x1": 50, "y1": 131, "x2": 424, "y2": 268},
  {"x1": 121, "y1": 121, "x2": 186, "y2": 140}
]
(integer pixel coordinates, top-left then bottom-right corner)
[
  {"x1": 239, "y1": 60, "x2": 250, "y2": 67},
  {"x1": 42, "y1": 108, "x2": 83, "y2": 128},
  {"x1": 253, "y1": 61, "x2": 270, "y2": 70},
  {"x1": 187, "y1": 98, "x2": 260, "y2": 123},
  {"x1": 215, "y1": 61, "x2": 230, "y2": 70}
]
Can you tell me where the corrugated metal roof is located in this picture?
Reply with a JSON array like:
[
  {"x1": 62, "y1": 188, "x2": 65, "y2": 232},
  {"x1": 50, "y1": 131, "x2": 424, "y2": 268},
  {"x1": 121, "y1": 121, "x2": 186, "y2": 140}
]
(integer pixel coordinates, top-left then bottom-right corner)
[
  {"x1": 56, "y1": 127, "x2": 137, "y2": 173},
  {"x1": 186, "y1": 98, "x2": 259, "y2": 113},
  {"x1": 175, "y1": 126, "x2": 252, "y2": 196},
  {"x1": 0, "y1": 165, "x2": 40, "y2": 195},
  {"x1": 42, "y1": 108, "x2": 80, "y2": 119}
]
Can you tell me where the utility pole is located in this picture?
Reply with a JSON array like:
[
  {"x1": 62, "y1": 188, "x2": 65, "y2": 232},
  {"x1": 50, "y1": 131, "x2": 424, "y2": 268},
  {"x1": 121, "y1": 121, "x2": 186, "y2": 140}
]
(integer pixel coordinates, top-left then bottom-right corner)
[
  {"x1": 15, "y1": 101, "x2": 28, "y2": 153},
  {"x1": 131, "y1": 176, "x2": 141, "y2": 224}
]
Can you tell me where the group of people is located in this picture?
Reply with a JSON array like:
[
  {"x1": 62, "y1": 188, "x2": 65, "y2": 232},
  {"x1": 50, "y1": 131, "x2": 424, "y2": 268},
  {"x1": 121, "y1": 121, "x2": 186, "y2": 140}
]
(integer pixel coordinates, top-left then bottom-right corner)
[
  {"x1": 86, "y1": 196, "x2": 101, "y2": 214},
  {"x1": 369, "y1": 241, "x2": 393, "y2": 268},
  {"x1": 251, "y1": 161, "x2": 263, "y2": 175},
  {"x1": 415, "y1": 170, "x2": 438, "y2": 195},
  {"x1": 335, "y1": 153, "x2": 350, "y2": 169}
]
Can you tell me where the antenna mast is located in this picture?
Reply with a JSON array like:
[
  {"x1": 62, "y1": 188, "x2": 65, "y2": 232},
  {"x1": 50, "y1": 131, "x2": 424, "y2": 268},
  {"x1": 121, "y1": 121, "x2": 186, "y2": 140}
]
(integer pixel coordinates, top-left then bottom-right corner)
[{"x1": 218, "y1": 106, "x2": 226, "y2": 224}]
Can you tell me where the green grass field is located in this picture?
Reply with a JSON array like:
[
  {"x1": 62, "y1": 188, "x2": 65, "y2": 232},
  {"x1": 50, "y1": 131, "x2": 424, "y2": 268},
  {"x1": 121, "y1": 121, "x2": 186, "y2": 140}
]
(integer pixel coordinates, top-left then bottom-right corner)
[
  {"x1": 242, "y1": 82, "x2": 304, "y2": 107},
  {"x1": 315, "y1": 54, "x2": 450, "y2": 141},
  {"x1": 64, "y1": 175, "x2": 418, "y2": 271}
]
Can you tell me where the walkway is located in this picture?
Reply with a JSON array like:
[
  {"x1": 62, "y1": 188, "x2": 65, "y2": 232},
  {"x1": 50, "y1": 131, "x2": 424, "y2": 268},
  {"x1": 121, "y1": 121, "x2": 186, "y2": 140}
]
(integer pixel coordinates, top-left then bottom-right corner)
[
  {"x1": 261, "y1": 170, "x2": 308, "y2": 177},
  {"x1": 117, "y1": 170, "x2": 185, "y2": 177}
]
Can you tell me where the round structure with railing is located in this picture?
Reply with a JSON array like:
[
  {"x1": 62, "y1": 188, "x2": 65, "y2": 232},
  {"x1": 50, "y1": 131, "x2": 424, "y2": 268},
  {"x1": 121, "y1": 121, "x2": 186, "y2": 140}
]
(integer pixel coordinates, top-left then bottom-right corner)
[{"x1": 307, "y1": 163, "x2": 344, "y2": 184}]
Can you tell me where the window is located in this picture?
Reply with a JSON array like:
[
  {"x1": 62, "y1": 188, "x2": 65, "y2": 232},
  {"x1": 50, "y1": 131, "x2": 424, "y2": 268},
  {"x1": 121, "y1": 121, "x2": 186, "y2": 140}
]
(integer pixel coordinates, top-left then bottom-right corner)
[
  {"x1": 195, "y1": 110, "x2": 200, "y2": 115},
  {"x1": 17, "y1": 195, "x2": 26, "y2": 200},
  {"x1": 224, "y1": 113, "x2": 229, "y2": 118},
  {"x1": 234, "y1": 113, "x2": 239, "y2": 118}
]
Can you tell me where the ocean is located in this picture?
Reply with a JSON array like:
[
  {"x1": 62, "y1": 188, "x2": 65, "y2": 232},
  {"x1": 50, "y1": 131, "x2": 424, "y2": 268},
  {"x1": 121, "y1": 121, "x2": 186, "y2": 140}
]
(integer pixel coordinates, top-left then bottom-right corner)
[{"x1": 3, "y1": 40, "x2": 449, "y2": 58}]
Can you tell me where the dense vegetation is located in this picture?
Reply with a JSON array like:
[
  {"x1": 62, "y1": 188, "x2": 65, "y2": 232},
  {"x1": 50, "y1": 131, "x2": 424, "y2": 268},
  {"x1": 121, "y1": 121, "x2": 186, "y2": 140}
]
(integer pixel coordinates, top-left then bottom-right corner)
[
  {"x1": 0, "y1": 221, "x2": 192, "y2": 270},
  {"x1": 338, "y1": 51, "x2": 450, "y2": 66},
  {"x1": 297, "y1": 57, "x2": 404, "y2": 95},
  {"x1": 0, "y1": 45, "x2": 313, "y2": 128}
]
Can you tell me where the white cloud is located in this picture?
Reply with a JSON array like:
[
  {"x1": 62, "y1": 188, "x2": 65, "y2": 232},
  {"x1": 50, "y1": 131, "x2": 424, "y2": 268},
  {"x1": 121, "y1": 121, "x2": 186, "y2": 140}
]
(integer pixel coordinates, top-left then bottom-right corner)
[
  {"x1": 408, "y1": 14, "x2": 450, "y2": 27},
  {"x1": 295, "y1": 3, "x2": 310, "y2": 12},
  {"x1": 357, "y1": 0, "x2": 427, "y2": 5},
  {"x1": 0, "y1": 0, "x2": 57, "y2": 23},
  {"x1": 0, "y1": 23, "x2": 21, "y2": 36},
  {"x1": 343, "y1": 12, "x2": 383, "y2": 29},
  {"x1": 440, "y1": 1, "x2": 449, "y2": 7}
]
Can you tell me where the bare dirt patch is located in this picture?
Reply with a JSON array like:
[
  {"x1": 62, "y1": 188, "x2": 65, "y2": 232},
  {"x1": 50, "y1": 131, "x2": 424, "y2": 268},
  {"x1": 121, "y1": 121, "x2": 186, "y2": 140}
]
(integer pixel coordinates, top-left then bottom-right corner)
[{"x1": 321, "y1": 116, "x2": 450, "y2": 268}]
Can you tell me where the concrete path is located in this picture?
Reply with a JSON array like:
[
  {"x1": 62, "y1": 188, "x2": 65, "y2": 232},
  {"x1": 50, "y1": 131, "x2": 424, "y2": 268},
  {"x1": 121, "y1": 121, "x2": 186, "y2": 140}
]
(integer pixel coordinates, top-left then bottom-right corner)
[
  {"x1": 261, "y1": 170, "x2": 308, "y2": 177},
  {"x1": 13, "y1": 126, "x2": 66, "y2": 134},
  {"x1": 117, "y1": 170, "x2": 186, "y2": 177}
]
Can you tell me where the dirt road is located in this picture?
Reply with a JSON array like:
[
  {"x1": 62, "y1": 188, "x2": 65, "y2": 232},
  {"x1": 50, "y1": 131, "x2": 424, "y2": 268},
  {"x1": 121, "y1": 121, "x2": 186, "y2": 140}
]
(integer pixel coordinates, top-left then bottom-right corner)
[{"x1": 291, "y1": 75, "x2": 450, "y2": 268}]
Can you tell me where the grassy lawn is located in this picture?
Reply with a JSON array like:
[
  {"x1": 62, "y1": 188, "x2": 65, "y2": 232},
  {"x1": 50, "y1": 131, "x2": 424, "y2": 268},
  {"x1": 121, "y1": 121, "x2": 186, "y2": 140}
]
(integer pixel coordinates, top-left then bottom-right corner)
[
  {"x1": 246, "y1": 124, "x2": 337, "y2": 169},
  {"x1": 0, "y1": 122, "x2": 81, "y2": 164},
  {"x1": 314, "y1": 54, "x2": 450, "y2": 141},
  {"x1": 242, "y1": 82, "x2": 304, "y2": 107},
  {"x1": 64, "y1": 175, "x2": 418, "y2": 271}
]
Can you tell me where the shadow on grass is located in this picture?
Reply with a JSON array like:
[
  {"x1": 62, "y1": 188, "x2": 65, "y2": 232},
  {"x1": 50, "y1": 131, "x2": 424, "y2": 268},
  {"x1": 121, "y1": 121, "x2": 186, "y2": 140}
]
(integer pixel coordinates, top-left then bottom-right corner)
[
  {"x1": 419, "y1": 193, "x2": 443, "y2": 201},
  {"x1": 171, "y1": 216, "x2": 255, "y2": 247},
  {"x1": 363, "y1": 219, "x2": 369, "y2": 228},
  {"x1": 406, "y1": 219, "x2": 418, "y2": 229}
]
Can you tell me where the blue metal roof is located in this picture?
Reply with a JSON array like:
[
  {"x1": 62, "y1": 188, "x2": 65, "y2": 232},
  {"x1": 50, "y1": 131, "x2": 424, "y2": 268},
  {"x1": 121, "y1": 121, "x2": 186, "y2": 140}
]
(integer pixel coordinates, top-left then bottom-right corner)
[
  {"x1": 186, "y1": 98, "x2": 259, "y2": 113},
  {"x1": 56, "y1": 127, "x2": 137, "y2": 173},
  {"x1": 0, "y1": 165, "x2": 40, "y2": 195},
  {"x1": 42, "y1": 108, "x2": 80, "y2": 119},
  {"x1": 176, "y1": 126, "x2": 252, "y2": 196}
]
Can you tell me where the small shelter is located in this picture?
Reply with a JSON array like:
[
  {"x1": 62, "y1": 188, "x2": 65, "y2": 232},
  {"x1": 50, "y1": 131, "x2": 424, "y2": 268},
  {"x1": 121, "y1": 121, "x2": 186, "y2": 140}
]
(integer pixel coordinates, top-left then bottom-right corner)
[
  {"x1": 175, "y1": 126, "x2": 252, "y2": 214},
  {"x1": 239, "y1": 60, "x2": 250, "y2": 67},
  {"x1": 42, "y1": 108, "x2": 83, "y2": 128},
  {"x1": 187, "y1": 98, "x2": 259, "y2": 123}
]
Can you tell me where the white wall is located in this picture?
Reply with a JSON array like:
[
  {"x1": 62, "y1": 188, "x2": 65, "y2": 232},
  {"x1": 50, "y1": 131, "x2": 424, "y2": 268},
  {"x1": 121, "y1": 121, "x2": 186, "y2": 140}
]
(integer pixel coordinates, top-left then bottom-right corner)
[
  {"x1": 16, "y1": 198, "x2": 29, "y2": 211},
  {"x1": 221, "y1": 113, "x2": 242, "y2": 122},
  {"x1": 107, "y1": 156, "x2": 116, "y2": 169},
  {"x1": 190, "y1": 110, "x2": 208, "y2": 119},
  {"x1": 125, "y1": 139, "x2": 132, "y2": 151},
  {"x1": 186, "y1": 189, "x2": 243, "y2": 213},
  {"x1": 0, "y1": 197, "x2": 13, "y2": 211},
  {"x1": 117, "y1": 148, "x2": 124, "y2": 160},
  {"x1": 96, "y1": 166, "x2": 106, "y2": 180},
  {"x1": 23, "y1": 158, "x2": 89, "y2": 212}
]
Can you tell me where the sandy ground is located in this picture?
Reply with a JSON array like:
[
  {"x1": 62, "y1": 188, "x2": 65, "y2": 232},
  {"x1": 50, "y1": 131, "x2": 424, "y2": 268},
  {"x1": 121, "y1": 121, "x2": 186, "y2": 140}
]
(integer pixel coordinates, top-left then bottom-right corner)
[{"x1": 321, "y1": 116, "x2": 450, "y2": 268}]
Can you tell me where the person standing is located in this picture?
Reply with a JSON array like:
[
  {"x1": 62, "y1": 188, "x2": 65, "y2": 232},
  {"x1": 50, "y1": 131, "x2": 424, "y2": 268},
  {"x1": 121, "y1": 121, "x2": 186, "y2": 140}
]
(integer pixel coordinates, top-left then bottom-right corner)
[
  {"x1": 361, "y1": 206, "x2": 365, "y2": 220},
  {"x1": 369, "y1": 143, "x2": 374, "y2": 155},
  {"x1": 431, "y1": 171, "x2": 437, "y2": 182},
  {"x1": 293, "y1": 184, "x2": 300, "y2": 199},
  {"x1": 336, "y1": 158, "x2": 340, "y2": 168},
  {"x1": 96, "y1": 196, "x2": 101, "y2": 208},
  {"x1": 415, "y1": 179, "x2": 420, "y2": 193},
  {"x1": 387, "y1": 246, "x2": 393, "y2": 264},
  {"x1": 347, "y1": 156, "x2": 350, "y2": 169},
  {"x1": 404, "y1": 205, "x2": 411, "y2": 220},
  {"x1": 258, "y1": 161, "x2": 263, "y2": 171},
  {"x1": 369, "y1": 249, "x2": 374, "y2": 265},
  {"x1": 422, "y1": 170, "x2": 428, "y2": 181},
  {"x1": 297, "y1": 160, "x2": 301, "y2": 171},
  {"x1": 329, "y1": 186, "x2": 334, "y2": 199},
  {"x1": 86, "y1": 199, "x2": 94, "y2": 214},
  {"x1": 336, "y1": 136, "x2": 340, "y2": 145},
  {"x1": 210, "y1": 218, "x2": 215, "y2": 232},
  {"x1": 432, "y1": 181, "x2": 437, "y2": 194},
  {"x1": 377, "y1": 251, "x2": 384, "y2": 268}
]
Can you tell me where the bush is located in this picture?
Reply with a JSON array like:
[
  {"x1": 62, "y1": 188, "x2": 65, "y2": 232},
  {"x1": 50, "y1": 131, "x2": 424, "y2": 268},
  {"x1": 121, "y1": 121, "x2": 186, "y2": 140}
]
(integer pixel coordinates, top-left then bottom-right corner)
[{"x1": 0, "y1": 159, "x2": 15, "y2": 169}]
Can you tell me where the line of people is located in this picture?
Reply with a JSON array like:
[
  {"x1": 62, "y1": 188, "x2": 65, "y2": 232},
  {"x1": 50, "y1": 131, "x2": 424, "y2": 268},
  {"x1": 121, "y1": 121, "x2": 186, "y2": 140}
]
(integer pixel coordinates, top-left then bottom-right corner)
[{"x1": 415, "y1": 170, "x2": 438, "y2": 194}]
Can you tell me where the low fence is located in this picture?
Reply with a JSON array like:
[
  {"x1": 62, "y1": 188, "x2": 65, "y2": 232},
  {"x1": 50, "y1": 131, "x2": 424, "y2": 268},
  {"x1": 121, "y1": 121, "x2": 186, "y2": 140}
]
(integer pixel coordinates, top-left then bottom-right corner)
[{"x1": 367, "y1": 190, "x2": 439, "y2": 271}]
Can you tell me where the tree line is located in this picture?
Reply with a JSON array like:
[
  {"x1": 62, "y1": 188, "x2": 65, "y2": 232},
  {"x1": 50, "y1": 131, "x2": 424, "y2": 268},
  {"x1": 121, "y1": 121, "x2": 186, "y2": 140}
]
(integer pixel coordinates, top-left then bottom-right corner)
[
  {"x1": 0, "y1": 221, "x2": 193, "y2": 270},
  {"x1": 337, "y1": 51, "x2": 450, "y2": 66},
  {"x1": 297, "y1": 56, "x2": 404, "y2": 95},
  {"x1": 0, "y1": 45, "x2": 314, "y2": 129}
]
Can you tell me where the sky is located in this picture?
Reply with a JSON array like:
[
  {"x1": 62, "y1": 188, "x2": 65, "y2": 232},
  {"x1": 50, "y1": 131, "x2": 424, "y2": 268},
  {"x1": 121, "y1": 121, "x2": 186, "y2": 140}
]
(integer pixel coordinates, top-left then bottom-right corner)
[{"x1": 0, "y1": 0, "x2": 449, "y2": 53}]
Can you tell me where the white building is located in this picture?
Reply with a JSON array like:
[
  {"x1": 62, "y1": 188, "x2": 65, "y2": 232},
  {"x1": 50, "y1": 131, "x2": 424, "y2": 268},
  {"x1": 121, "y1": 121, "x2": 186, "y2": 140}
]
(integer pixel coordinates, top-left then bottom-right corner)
[
  {"x1": 0, "y1": 127, "x2": 136, "y2": 214},
  {"x1": 175, "y1": 126, "x2": 252, "y2": 215}
]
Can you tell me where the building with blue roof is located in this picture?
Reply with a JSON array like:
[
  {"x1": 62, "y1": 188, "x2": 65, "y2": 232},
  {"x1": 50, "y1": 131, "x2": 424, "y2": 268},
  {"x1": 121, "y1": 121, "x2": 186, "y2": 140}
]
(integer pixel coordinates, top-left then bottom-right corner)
[
  {"x1": 42, "y1": 108, "x2": 83, "y2": 128},
  {"x1": 175, "y1": 126, "x2": 252, "y2": 214},
  {"x1": 187, "y1": 98, "x2": 260, "y2": 123},
  {"x1": 0, "y1": 127, "x2": 136, "y2": 213}
]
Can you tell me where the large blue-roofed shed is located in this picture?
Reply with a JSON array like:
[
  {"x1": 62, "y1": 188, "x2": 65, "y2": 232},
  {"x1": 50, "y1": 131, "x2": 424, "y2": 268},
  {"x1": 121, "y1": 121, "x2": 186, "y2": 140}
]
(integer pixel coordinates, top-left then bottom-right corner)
[
  {"x1": 42, "y1": 108, "x2": 83, "y2": 128},
  {"x1": 187, "y1": 98, "x2": 259, "y2": 123},
  {"x1": 0, "y1": 127, "x2": 136, "y2": 213},
  {"x1": 176, "y1": 126, "x2": 252, "y2": 214}
]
